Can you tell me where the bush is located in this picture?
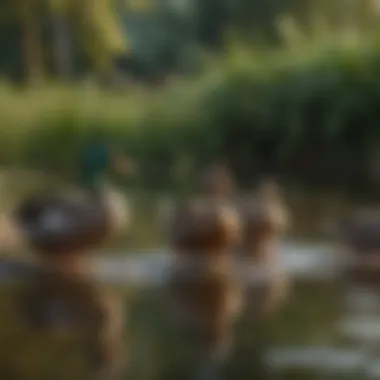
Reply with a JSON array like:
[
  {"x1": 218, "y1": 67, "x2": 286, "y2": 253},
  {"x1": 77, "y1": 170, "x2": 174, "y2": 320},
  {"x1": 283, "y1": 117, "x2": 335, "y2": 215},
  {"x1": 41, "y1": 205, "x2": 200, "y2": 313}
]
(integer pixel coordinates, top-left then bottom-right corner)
[{"x1": 2, "y1": 40, "x2": 380, "y2": 192}]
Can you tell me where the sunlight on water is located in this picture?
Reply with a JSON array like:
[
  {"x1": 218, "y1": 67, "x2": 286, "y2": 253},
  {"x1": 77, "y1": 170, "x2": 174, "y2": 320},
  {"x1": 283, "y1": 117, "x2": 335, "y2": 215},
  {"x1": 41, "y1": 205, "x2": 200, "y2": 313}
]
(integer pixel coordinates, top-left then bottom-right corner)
[{"x1": 90, "y1": 241, "x2": 337, "y2": 284}]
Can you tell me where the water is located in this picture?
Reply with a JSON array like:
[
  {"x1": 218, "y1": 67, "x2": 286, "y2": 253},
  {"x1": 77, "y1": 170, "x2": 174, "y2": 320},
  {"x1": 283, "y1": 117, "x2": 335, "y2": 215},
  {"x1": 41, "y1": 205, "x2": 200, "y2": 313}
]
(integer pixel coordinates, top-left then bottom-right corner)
[
  {"x1": 1, "y1": 241, "x2": 375, "y2": 379},
  {"x1": 84, "y1": 241, "x2": 375, "y2": 380},
  {"x1": 1, "y1": 182, "x2": 379, "y2": 379},
  {"x1": 91, "y1": 241, "x2": 380, "y2": 380},
  {"x1": 91, "y1": 241, "x2": 337, "y2": 284}
]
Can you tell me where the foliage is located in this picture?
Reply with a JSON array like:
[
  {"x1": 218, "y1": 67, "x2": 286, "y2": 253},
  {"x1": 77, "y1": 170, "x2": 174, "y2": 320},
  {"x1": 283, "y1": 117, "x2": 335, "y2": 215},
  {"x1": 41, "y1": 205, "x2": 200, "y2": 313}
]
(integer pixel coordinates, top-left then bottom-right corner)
[
  {"x1": 1, "y1": 0, "x2": 380, "y2": 81},
  {"x1": 0, "y1": 39, "x2": 380, "y2": 191}
]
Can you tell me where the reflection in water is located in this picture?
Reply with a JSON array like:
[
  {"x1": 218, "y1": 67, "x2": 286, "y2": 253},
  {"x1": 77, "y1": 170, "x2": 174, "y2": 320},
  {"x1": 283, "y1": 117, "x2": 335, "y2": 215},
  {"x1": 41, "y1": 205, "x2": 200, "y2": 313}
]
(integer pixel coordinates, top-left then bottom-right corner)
[
  {"x1": 265, "y1": 281, "x2": 380, "y2": 380},
  {"x1": 106, "y1": 244, "x2": 379, "y2": 379},
  {"x1": 126, "y1": 276, "x2": 345, "y2": 379},
  {"x1": 90, "y1": 244, "x2": 376, "y2": 380},
  {"x1": 0, "y1": 248, "x2": 379, "y2": 379},
  {"x1": 2, "y1": 186, "x2": 380, "y2": 379}
]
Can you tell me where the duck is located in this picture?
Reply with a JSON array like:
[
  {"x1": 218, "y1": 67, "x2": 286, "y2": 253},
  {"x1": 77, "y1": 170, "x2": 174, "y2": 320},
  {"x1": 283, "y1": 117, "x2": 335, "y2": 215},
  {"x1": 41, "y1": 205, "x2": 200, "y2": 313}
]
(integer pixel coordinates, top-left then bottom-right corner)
[
  {"x1": 237, "y1": 178, "x2": 290, "y2": 316},
  {"x1": 0, "y1": 139, "x2": 131, "y2": 380},
  {"x1": 168, "y1": 163, "x2": 239, "y2": 260},
  {"x1": 8, "y1": 138, "x2": 134, "y2": 257},
  {"x1": 166, "y1": 163, "x2": 242, "y2": 379},
  {"x1": 167, "y1": 163, "x2": 240, "y2": 274}
]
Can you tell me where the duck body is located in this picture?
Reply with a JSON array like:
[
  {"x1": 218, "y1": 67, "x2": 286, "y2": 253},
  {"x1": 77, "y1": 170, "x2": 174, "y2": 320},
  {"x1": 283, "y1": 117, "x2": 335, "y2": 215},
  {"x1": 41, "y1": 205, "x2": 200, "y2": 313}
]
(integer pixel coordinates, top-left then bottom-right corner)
[
  {"x1": 169, "y1": 164, "x2": 239, "y2": 257},
  {"x1": 15, "y1": 192, "x2": 107, "y2": 255},
  {"x1": 168, "y1": 197, "x2": 241, "y2": 257}
]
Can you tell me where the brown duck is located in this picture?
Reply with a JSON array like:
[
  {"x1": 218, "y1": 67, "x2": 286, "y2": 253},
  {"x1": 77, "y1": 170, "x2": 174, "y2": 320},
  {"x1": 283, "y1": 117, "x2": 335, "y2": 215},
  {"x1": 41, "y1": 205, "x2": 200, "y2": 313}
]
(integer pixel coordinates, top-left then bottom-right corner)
[
  {"x1": 238, "y1": 179, "x2": 290, "y2": 315},
  {"x1": 166, "y1": 163, "x2": 241, "y2": 379}
]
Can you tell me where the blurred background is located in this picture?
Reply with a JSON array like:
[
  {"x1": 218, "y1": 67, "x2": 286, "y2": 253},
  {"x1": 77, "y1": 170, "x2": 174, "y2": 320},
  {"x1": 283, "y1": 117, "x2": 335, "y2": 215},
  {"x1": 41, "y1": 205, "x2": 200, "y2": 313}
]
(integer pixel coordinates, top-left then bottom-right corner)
[{"x1": 1, "y1": 0, "x2": 380, "y2": 379}]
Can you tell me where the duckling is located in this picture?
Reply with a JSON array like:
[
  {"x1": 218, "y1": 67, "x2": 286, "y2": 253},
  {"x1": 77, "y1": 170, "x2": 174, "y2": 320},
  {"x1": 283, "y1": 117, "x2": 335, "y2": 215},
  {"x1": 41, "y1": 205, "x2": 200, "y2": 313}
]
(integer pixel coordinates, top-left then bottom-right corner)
[
  {"x1": 166, "y1": 163, "x2": 241, "y2": 380},
  {"x1": 238, "y1": 178, "x2": 290, "y2": 316}
]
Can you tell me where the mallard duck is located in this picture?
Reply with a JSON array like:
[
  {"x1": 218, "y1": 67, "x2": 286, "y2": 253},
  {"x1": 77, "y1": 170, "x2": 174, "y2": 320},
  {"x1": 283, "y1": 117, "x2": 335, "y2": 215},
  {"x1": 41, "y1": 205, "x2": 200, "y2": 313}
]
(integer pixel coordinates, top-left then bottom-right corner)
[
  {"x1": 9, "y1": 140, "x2": 134, "y2": 256},
  {"x1": 238, "y1": 178, "x2": 290, "y2": 315},
  {"x1": 0, "y1": 140, "x2": 131, "y2": 379}
]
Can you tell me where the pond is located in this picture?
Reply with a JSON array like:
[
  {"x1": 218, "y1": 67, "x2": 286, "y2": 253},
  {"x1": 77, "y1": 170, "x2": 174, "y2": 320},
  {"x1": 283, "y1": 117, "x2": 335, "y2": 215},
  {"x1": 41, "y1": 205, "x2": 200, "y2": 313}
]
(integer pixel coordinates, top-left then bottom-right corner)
[
  {"x1": 0, "y1": 182, "x2": 379, "y2": 380},
  {"x1": 92, "y1": 243, "x2": 371, "y2": 380},
  {"x1": 0, "y1": 244, "x2": 371, "y2": 380}
]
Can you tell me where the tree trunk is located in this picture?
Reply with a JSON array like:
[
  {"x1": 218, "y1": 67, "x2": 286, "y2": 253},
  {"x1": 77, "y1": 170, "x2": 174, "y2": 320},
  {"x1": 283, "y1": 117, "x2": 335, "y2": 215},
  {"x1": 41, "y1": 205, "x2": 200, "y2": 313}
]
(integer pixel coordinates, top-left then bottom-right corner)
[
  {"x1": 51, "y1": 14, "x2": 73, "y2": 79},
  {"x1": 18, "y1": 1, "x2": 44, "y2": 83}
]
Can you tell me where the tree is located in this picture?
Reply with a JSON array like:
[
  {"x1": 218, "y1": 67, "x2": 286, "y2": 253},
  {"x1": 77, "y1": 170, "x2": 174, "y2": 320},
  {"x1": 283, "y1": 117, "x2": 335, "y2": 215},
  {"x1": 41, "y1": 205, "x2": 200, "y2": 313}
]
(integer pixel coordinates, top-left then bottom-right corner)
[
  {"x1": 49, "y1": 0, "x2": 74, "y2": 78},
  {"x1": 14, "y1": 0, "x2": 45, "y2": 82}
]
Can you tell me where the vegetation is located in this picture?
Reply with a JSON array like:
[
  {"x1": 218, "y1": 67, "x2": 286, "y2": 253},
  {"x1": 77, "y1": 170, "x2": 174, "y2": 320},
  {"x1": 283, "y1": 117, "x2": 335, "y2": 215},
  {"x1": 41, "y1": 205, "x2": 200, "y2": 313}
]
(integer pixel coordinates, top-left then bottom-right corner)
[
  {"x1": 1, "y1": 0, "x2": 380, "y2": 81},
  {"x1": 1, "y1": 0, "x2": 380, "y2": 195},
  {"x1": 0, "y1": 37, "x2": 379, "y2": 192}
]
